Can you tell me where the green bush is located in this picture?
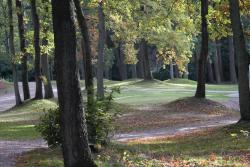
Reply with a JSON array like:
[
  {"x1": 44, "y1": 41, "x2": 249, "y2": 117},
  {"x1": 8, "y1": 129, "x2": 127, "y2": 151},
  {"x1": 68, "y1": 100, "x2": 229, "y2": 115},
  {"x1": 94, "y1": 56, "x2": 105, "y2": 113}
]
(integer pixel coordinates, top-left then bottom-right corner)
[
  {"x1": 36, "y1": 108, "x2": 61, "y2": 147},
  {"x1": 86, "y1": 87, "x2": 120, "y2": 145},
  {"x1": 36, "y1": 87, "x2": 120, "y2": 147}
]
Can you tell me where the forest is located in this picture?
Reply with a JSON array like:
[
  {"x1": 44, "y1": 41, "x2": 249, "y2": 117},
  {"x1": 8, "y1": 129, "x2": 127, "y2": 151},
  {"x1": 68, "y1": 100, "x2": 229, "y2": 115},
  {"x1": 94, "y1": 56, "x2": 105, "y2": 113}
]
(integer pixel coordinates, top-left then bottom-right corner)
[{"x1": 0, "y1": 0, "x2": 250, "y2": 166}]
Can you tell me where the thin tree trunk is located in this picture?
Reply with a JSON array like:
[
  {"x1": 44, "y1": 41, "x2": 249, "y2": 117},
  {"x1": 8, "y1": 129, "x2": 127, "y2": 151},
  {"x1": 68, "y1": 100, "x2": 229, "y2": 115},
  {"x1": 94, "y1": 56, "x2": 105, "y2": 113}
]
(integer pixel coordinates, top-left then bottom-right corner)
[
  {"x1": 229, "y1": 0, "x2": 250, "y2": 121},
  {"x1": 141, "y1": 40, "x2": 152, "y2": 80},
  {"x1": 41, "y1": 1, "x2": 54, "y2": 99},
  {"x1": 136, "y1": 50, "x2": 144, "y2": 78},
  {"x1": 16, "y1": 0, "x2": 30, "y2": 100},
  {"x1": 169, "y1": 60, "x2": 174, "y2": 79},
  {"x1": 216, "y1": 40, "x2": 224, "y2": 81},
  {"x1": 195, "y1": 0, "x2": 208, "y2": 98},
  {"x1": 207, "y1": 56, "x2": 214, "y2": 83},
  {"x1": 228, "y1": 36, "x2": 237, "y2": 84},
  {"x1": 8, "y1": 0, "x2": 22, "y2": 105},
  {"x1": 131, "y1": 64, "x2": 137, "y2": 78},
  {"x1": 97, "y1": 1, "x2": 105, "y2": 100},
  {"x1": 51, "y1": 0, "x2": 96, "y2": 166},
  {"x1": 214, "y1": 43, "x2": 221, "y2": 83},
  {"x1": 31, "y1": 0, "x2": 43, "y2": 99},
  {"x1": 73, "y1": 0, "x2": 94, "y2": 109},
  {"x1": 118, "y1": 43, "x2": 127, "y2": 80}
]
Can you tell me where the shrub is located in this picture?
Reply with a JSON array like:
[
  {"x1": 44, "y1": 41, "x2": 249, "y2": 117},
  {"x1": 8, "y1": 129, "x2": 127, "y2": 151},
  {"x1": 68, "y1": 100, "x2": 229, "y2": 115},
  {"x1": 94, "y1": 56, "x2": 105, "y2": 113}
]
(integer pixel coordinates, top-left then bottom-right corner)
[
  {"x1": 36, "y1": 87, "x2": 120, "y2": 147},
  {"x1": 36, "y1": 108, "x2": 61, "y2": 147},
  {"x1": 86, "y1": 87, "x2": 120, "y2": 145}
]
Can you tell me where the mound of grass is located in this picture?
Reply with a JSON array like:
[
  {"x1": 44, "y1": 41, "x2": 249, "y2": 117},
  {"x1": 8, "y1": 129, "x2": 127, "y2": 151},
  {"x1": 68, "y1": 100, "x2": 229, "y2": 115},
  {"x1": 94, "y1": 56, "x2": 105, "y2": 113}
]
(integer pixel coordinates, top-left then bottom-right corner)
[
  {"x1": 0, "y1": 99, "x2": 58, "y2": 140},
  {"x1": 166, "y1": 97, "x2": 231, "y2": 115}
]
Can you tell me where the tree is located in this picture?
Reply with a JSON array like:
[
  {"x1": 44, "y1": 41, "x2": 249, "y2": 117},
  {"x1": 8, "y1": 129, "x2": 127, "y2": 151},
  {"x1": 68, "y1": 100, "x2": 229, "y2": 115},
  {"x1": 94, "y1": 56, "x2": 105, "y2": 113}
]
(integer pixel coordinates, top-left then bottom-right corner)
[
  {"x1": 195, "y1": 0, "x2": 209, "y2": 98},
  {"x1": 16, "y1": 0, "x2": 30, "y2": 100},
  {"x1": 228, "y1": 36, "x2": 237, "y2": 84},
  {"x1": 41, "y1": 0, "x2": 54, "y2": 99},
  {"x1": 51, "y1": 0, "x2": 96, "y2": 166},
  {"x1": 73, "y1": 0, "x2": 94, "y2": 110},
  {"x1": 7, "y1": 0, "x2": 22, "y2": 105},
  {"x1": 97, "y1": 0, "x2": 105, "y2": 100},
  {"x1": 229, "y1": 0, "x2": 250, "y2": 121},
  {"x1": 31, "y1": 0, "x2": 43, "y2": 99}
]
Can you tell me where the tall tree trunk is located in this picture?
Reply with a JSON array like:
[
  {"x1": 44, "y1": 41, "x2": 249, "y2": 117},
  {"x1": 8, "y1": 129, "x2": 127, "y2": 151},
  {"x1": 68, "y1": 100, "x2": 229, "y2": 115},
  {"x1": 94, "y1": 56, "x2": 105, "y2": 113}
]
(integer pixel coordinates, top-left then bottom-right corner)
[
  {"x1": 118, "y1": 43, "x2": 127, "y2": 80},
  {"x1": 140, "y1": 40, "x2": 152, "y2": 80},
  {"x1": 169, "y1": 59, "x2": 174, "y2": 79},
  {"x1": 214, "y1": 43, "x2": 221, "y2": 83},
  {"x1": 195, "y1": 0, "x2": 208, "y2": 98},
  {"x1": 216, "y1": 40, "x2": 224, "y2": 81},
  {"x1": 51, "y1": 0, "x2": 96, "y2": 166},
  {"x1": 131, "y1": 64, "x2": 137, "y2": 78},
  {"x1": 136, "y1": 51, "x2": 144, "y2": 78},
  {"x1": 41, "y1": 44, "x2": 54, "y2": 99},
  {"x1": 8, "y1": 0, "x2": 22, "y2": 105},
  {"x1": 207, "y1": 55, "x2": 215, "y2": 83},
  {"x1": 41, "y1": 1, "x2": 54, "y2": 99},
  {"x1": 16, "y1": 0, "x2": 30, "y2": 100},
  {"x1": 31, "y1": 0, "x2": 43, "y2": 99},
  {"x1": 97, "y1": 1, "x2": 105, "y2": 100},
  {"x1": 229, "y1": 0, "x2": 250, "y2": 121},
  {"x1": 74, "y1": 0, "x2": 94, "y2": 109},
  {"x1": 228, "y1": 36, "x2": 237, "y2": 84}
]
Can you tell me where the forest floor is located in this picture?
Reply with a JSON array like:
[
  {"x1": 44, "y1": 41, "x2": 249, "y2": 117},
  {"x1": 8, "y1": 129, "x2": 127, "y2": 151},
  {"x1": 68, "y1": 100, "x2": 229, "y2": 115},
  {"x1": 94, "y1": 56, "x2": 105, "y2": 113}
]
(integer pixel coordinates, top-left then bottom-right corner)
[{"x1": 1, "y1": 79, "x2": 248, "y2": 167}]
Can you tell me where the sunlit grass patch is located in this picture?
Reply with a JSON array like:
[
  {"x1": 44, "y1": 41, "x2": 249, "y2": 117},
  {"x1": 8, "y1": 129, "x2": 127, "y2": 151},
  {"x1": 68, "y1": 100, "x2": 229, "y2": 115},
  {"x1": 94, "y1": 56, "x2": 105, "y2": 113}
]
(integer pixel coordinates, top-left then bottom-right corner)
[
  {"x1": 0, "y1": 122, "x2": 40, "y2": 140},
  {"x1": 0, "y1": 99, "x2": 58, "y2": 140},
  {"x1": 0, "y1": 99, "x2": 58, "y2": 122}
]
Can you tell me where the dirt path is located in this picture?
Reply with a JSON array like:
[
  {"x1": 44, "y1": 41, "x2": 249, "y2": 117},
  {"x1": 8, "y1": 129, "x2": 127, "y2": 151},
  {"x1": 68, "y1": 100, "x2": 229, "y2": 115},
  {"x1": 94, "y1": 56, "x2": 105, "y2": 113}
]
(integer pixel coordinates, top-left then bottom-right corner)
[
  {"x1": 0, "y1": 140, "x2": 47, "y2": 167},
  {"x1": 115, "y1": 96, "x2": 240, "y2": 142},
  {"x1": 114, "y1": 116, "x2": 239, "y2": 141}
]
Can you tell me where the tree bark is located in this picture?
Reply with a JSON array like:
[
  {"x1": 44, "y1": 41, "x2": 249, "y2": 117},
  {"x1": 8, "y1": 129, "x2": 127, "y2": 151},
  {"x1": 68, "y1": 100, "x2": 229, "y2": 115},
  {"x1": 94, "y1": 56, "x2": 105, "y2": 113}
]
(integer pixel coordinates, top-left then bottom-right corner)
[
  {"x1": 131, "y1": 64, "x2": 137, "y2": 78},
  {"x1": 195, "y1": 0, "x2": 208, "y2": 98},
  {"x1": 229, "y1": 0, "x2": 250, "y2": 121},
  {"x1": 31, "y1": 0, "x2": 43, "y2": 99},
  {"x1": 228, "y1": 36, "x2": 237, "y2": 84},
  {"x1": 169, "y1": 59, "x2": 174, "y2": 79},
  {"x1": 214, "y1": 43, "x2": 221, "y2": 83},
  {"x1": 118, "y1": 43, "x2": 127, "y2": 80},
  {"x1": 216, "y1": 40, "x2": 224, "y2": 81},
  {"x1": 8, "y1": 0, "x2": 22, "y2": 105},
  {"x1": 16, "y1": 0, "x2": 30, "y2": 100},
  {"x1": 207, "y1": 55, "x2": 215, "y2": 83},
  {"x1": 41, "y1": 1, "x2": 54, "y2": 99},
  {"x1": 140, "y1": 40, "x2": 153, "y2": 80},
  {"x1": 73, "y1": 0, "x2": 94, "y2": 109},
  {"x1": 136, "y1": 50, "x2": 144, "y2": 78},
  {"x1": 51, "y1": 0, "x2": 96, "y2": 166},
  {"x1": 97, "y1": 1, "x2": 105, "y2": 100}
]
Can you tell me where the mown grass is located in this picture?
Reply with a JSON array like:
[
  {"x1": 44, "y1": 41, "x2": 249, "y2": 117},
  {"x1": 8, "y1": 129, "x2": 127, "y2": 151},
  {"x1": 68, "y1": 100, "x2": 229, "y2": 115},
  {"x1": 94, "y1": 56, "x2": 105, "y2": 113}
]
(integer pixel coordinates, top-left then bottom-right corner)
[{"x1": 0, "y1": 99, "x2": 58, "y2": 140}]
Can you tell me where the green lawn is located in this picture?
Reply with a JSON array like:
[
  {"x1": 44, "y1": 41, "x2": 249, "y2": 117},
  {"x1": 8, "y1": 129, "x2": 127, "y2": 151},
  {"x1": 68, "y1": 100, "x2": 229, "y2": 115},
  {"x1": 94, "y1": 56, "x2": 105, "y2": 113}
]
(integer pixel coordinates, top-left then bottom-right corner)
[
  {"x1": 0, "y1": 99, "x2": 58, "y2": 140},
  {"x1": 1, "y1": 79, "x2": 245, "y2": 166}
]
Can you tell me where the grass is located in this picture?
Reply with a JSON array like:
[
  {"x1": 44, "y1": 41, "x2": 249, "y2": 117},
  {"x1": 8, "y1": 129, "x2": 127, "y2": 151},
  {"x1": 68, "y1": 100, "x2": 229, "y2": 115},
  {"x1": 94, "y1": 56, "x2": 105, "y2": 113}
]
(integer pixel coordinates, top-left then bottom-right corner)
[
  {"x1": 112, "y1": 79, "x2": 237, "y2": 105},
  {"x1": 0, "y1": 99, "x2": 58, "y2": 140},
  {"x1": 1, "y1": 78, "x2": 242, "y2": 166},
  {"x1": 16, "y1": 122, "x2": 250, "y2": 167}
]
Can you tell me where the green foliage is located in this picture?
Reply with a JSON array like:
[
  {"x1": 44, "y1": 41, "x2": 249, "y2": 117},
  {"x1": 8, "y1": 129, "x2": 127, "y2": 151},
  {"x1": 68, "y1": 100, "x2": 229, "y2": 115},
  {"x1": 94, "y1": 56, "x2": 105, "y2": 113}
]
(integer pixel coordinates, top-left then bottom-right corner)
[
  {"x1": 36, "y1": 87, "x2": 120, "y2": 147},
  {"x1": 87, "y1": 87, "x2": 120, "y2": 145},
  {"x1": 36, "y1": 108, "x2": 61, "y2": 147}
]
